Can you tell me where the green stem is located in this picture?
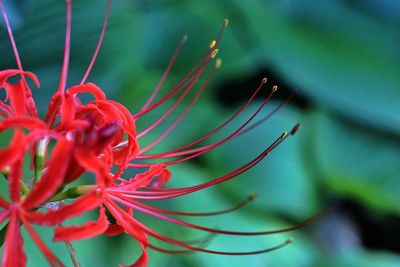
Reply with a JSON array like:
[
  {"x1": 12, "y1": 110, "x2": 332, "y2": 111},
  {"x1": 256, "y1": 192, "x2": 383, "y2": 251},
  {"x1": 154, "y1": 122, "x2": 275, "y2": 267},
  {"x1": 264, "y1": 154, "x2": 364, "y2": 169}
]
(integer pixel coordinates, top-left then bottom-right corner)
[
  {"x1": 34, "y1": 138, "x2": 48, "y2": 182},
  {"x1": 48, "y1": 185, "x2": 96, "y2": 202}
]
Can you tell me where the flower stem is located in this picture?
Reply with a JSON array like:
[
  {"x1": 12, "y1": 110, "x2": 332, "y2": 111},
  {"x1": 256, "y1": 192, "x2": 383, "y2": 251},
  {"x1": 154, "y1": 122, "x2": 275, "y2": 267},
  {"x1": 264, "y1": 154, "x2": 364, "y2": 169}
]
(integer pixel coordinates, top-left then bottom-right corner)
[
  {"x1": 34, "y1": 138, "x2": 48, "y2": 182},
  {"x1": 64, "y1": 240, "x2": 81, "y2": 267},
  {"x1": 48, "y1": 185, "x2": 96, "y2": 202}
]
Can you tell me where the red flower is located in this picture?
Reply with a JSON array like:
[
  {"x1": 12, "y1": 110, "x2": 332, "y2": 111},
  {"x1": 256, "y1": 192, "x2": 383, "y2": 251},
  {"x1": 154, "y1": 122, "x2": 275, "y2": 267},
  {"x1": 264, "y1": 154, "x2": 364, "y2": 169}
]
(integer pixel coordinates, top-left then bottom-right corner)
[{"x1": 0, "y1": 1, "x2": 322, "y2": 266}]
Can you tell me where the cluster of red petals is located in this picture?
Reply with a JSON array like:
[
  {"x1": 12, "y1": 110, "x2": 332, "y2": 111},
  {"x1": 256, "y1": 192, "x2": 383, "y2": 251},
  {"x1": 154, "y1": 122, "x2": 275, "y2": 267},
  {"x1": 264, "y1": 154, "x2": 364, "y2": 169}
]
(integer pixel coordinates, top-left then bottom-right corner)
[{"x1": 0, "y1": 1, "x2": 315, "y2": 267}]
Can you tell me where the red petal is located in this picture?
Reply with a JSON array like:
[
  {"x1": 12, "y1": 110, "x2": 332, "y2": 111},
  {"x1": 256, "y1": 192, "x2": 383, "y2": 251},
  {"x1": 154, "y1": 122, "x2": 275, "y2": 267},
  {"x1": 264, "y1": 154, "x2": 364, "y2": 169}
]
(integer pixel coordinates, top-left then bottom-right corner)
[
  {"x1": 150, "y1": 168, "x2": 171, "y2": 188},
  {"x1": 121, "y1": 164, "x2": 167, "y2": 190},
  {"x1": 119, "y1": 243, "x2": 148, "y2": 267},
  {"x1": 0, "y1": 116, "x2": 47, "y2": 131},
  {"x1": 74, "y1": 148, "x2": 112, "y2": 186},
  {"x1": 8, "y1": 158, "x2": 23, "y2": 203},
  {"x1": 25, "y1": 191, "x2": 102, "y2": 225},
  {"x1": 59, "y1": 93, "x2": 75, "y2": 129},
  {"x1": 0, "y1": 209, "x2": 10, "y2": 226},
  {"x1": 19, "y1": 212, "x2": 65, "y2": 267},
  {"x1": 105, "y1": 206, "x2": 133, "y2": 236},
  {"x1": 105, "y1": 200, "x2": 149, "y2": 267},
  {"x1": 1, "y1": 209, "x2": 26, "y2": 267},
  {"x1": 104, "y1": 224, "x2": 124, "y2": 236},
  {"x1": 0, "y1": 69, "x2": 39, "y2": 88},
  {"x1": 0, "y1": 130, "x2": 27, "y2": 171},
  {"x1": 67, "y1": 83, "x2": 106, "y2": 100},
  {"x1": 105, "y1": 200, "x2": 148, "y2": 241},
  {"x1": 0, "y1": 197, "x2": 9, "y2": 208},
  {"x1": 3, "y1": 79, "x2": 26, "y2": 115},
  {"x1": 54, "y1": 206, "x2": 109, "y2": 241},
  {"x1": 22, "y1": 137, "x2": 73, "y2": 210}
]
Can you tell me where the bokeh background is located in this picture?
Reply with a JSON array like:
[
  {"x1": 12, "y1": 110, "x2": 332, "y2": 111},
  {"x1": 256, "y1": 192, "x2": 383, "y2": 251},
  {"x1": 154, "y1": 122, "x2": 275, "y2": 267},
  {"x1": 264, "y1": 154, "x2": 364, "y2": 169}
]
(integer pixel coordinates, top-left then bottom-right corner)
[{"x1": 1, "y1": 0, "x2": 400, "y2": 266}]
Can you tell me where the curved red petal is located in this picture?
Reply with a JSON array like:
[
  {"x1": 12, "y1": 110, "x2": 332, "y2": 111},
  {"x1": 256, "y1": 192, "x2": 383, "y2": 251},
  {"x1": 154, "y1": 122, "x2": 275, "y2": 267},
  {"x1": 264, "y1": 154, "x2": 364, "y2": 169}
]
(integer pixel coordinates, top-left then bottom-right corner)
[
  {"x1": 67, "y1": 83, "x2": 106, "y2": 100},
  {"x1": 19, "y1": 212, "x2": 65, "y2": 267},
  {"x1": 22, "y1": 138, "x2": 73, "y2": 210},
  {"x1": 0, "y1": 69, "x2": 39, "y2": 88},
  {"x1": 25, "y1": 191, "x2": 102, "y2": 225},
  {"x1": 0, "y1": 130, "x2": 27, "y2": 171},
  {"x1": 119, "y1": 243, "x2": 148, "y2": 267},
  {"x1": 0, "y1": 116, "x2": 47, "y2": 132},
  {"x1": 8, "y1": 158, "x2": 23, "y2": 203},
  {"x1": 54, "y1": 206, "x2": 109, "y2": 241},
  {"x1": 59, "y1": 93, "x2": 75, "y2": 129},
  {"x1": 104, "y1": 200, "x2": 149, "y2": 267},
  {"x1": 104, "y1": 224, "x2": 124, "y2": 236},
  {"x1": 3, "y1": 79, "x2": 26, "y2": 115},
  {"x1": 150, "y1": 169, "x2": 171, "y2": 188},
  {"x1": 0, "y1": 197, "x2": 9, "y2": 208},
  {"x1": 120, "y1": 164, "x2": 167, "y2": 191},
  {"x1": 1, "y1": 209, "x2": 26, "y2": 267}
]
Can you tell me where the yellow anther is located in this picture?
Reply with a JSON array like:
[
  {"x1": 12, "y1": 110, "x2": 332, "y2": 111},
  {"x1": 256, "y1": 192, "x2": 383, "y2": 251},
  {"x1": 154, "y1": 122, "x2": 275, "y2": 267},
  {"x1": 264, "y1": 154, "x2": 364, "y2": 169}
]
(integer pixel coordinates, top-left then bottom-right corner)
[
  {"x1": 223, "y1": 18, "x2": 229, "y2": 27},
  {"x1": 209, "y1": 40, "x2": 216, "y2": 49},
  {"x1": 211, "y1": 49, "x2": 219, "y2": 58},
  {"x1": 272, "y1": 85, "x2": 278, "y2": 92},
  {"x1": 262, "y1": 77, "x2": 268, "y2": 84},
  {"x1": 280, "y1": 131, "x2": 288, "y2": 140},
  {"x1": 215, "y1": 58, "x2": 222, "y2": 69}
]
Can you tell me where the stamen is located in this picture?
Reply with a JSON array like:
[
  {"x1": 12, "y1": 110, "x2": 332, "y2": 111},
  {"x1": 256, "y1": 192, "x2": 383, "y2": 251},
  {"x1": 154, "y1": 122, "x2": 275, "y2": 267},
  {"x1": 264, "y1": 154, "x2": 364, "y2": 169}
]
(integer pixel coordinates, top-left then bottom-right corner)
[
  {"x1": 135, "y1": 83, "x2": 276, "y2": 163},
  {"x1": 80, "y1": 0, "x2": 111, "y2": 84},
  {"x1": 57, "y1": 0, "x2": 72, "y2": 94},
  {"x1": 135, "y1": 78, "x2": 269, "y2": 160},
  {"x1": 148, "y1": 238, "x2": 292, "y2": 255},
  {"x1": 280, "y1": 131, "x2": 288, "y2": 141},
  {"x1": 140, "y1": 34, "x2": 188, "y2": 111},
  {"x1": 139, "y1": 63, "x2": 218, "y2": 154},
  {"x1": 106, "y1": 200, "x2": 294, "y2": 256},
  {"x1": 0, "y1": 0, "x2": 23, "y2": 71},
  {"x1": 109, "y1": 194, "x2": 329, "y2": 238},
  {"x1": 114, "y1": 192, "x2": 257, "y2": 217},
  {"x1": 133, "y1": 47, "x2": 211, "y2": 119},
  {"x1": 128, "y1": 131, "x2": 291, "y2": 191},
  {"x1": 136, "y1": 66, "x2": 205, "y2": 139},
  {"x1": 134, "y1": 18, "x2": 229, "y2": 119},
  {"x1": 235, "y1": 91, "x2": 296, "y2": 137}
]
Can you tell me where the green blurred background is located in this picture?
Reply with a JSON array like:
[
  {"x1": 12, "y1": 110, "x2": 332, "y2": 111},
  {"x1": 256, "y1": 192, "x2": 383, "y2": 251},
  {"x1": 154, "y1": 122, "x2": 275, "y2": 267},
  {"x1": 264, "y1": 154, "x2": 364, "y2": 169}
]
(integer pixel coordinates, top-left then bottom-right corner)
[{"x1": 1, "y1": 0, "x2": 400, "y2": 266}]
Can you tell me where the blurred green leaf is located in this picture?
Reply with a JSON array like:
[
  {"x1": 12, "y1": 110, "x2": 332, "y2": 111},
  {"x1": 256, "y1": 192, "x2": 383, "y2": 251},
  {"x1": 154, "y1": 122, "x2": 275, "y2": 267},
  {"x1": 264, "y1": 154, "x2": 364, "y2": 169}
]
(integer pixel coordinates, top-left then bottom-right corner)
[
  {"x1": 312, "y1": 111, "x2": 400, "y2": 214},
  {"x1": 231, "y1": 0, "x2": 400, "y2": 134},
  {"x1": 314, "y1": 250, "x2": 400, "y2": 267}
]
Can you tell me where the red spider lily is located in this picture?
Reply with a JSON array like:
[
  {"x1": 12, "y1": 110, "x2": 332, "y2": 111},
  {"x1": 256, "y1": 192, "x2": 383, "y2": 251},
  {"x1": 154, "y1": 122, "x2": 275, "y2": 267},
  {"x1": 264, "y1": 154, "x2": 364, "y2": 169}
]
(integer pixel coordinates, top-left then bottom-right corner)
[{"x1": 0, "y1": 1, "x2": 321, "y2": 266}]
